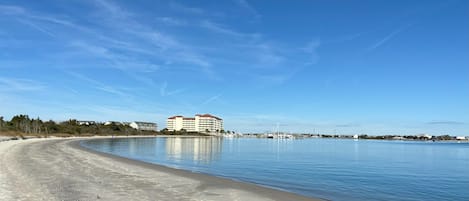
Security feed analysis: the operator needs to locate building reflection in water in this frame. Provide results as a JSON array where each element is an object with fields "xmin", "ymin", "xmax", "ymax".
[
  {"xmin": 94, "ymin": 137, "xmax": 223, "ymax": 165},
  {"xmin": 165, "ymin": 137, "xmax": 223, "ymax": 164}
]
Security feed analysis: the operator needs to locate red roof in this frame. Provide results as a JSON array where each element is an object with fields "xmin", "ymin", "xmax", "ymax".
[
  {"xmin": 195, "ymin": 114, "xmax": 222, "ymax": 120},
  {"xmin": 168, "ymin": 114, "xmax": 222, "ymax": 120}
]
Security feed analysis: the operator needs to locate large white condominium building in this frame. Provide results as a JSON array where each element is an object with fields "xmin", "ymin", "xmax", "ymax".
[{"xmin": 167, "ymin": 114, "xmax": 223, "ymax": 133}]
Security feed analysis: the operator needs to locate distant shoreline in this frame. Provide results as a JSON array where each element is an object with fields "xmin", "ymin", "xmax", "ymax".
[
  {"xmin": 1, "ymin": 133, "xmax": 467, "ymax": 143},
  {"xmin": 0, "ymin": 132, "xmax": 210, "ymax": 140}
]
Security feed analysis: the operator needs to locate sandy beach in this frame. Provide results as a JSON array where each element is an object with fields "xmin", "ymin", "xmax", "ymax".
[{"xmin": 0, "ymin": 137, "xmax": 322, "ymax": 201}]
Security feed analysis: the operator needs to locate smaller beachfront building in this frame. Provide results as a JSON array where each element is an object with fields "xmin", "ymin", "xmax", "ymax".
[{"xmin": 129, "ymin": 121, "xmax": 157, "ymax": 131}]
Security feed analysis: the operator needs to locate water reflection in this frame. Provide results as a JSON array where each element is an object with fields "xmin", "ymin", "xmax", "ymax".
[
  {"xmin": 82, "ymin": 137, "xmax": 469, "ymax": 201},
  {"xmin": 83, "ymin": 137, "xmax": 223, "ymax": 165},
  {"xmin": 121, "ymin": 137, "xmax": 223, "ymax": 164},
  {"xmin": 165, "ymin": 137, "xmax": 223, "ymax": 164}
]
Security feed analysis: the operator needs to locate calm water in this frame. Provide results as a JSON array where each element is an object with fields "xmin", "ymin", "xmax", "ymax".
[{"xmin": 81, "ymin": 137, "xmax": 469, "ymax": 201}]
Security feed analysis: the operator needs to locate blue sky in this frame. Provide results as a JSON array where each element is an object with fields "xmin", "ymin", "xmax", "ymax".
[{"xmin": 0, "ymin": 0, "xmax": 468, "ymax": 135}]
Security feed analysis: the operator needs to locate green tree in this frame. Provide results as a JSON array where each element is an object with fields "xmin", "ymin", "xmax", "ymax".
[
  {"xmin": 0, "ymin": 116, "xmax": 4, "ymax": 129},
  {"xmin": 110, "ymin": 124, "xmax": 121, "ymax": 131},
  {"xmin": 60, "ymin": 119, "xmax": 81, "ymax": 134},
  {"xmin": 437, "ymin": 135, "xmax": 452, "ymax": 140},
  {"xmin": 10, "ymin": 114, "xmax": 32, "ymax": 133},
  {"xmin": 31, "ymin": 117, "xmax": 43, "ymax": 134},
  {"xmin": 43, "ymin": 120, "xmax": 58, "ymax": 136}
]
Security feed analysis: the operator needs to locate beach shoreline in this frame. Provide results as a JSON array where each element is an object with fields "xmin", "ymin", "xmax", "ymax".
[{"xmin": 0, "ymin": 137, "xmax": 323, "ymax": 201}]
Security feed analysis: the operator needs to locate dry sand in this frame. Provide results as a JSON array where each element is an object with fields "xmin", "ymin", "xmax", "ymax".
[{"xmin": 0, "ymin": 137, "xmax": 323, "ymax": 201}]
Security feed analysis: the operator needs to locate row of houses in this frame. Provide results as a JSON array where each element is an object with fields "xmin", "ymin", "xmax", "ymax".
[
  {"xmin": 77, "ymin": 120, "xmax": 158, "ymax": 131},
  {"xmin": 77, "ymin": 113, "xmax": 224, "ymax": 134}
]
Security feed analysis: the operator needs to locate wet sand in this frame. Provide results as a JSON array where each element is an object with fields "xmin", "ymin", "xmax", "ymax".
[{"xmin": 0, "ymin": 137, "xmax": 323, "ymax": 201}]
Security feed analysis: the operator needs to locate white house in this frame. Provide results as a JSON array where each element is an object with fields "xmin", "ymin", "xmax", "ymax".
[
  {"xmin": 167, "ymin": 114, "xmax": 223, "ymax": 133},
  {"xmin": 129, "ymin": 121, "xmax": 157, "ymax": 131},
  {"xmin": 418, "ymin": 134, "xmax": 433, "ymax": 139},
  {"xmin": 77, "ymin": 120, "xmax": 96, "ymax": 126},
  {"xmin": 104, "ymin": 121, "xmax": 121, "ymax": 126}
]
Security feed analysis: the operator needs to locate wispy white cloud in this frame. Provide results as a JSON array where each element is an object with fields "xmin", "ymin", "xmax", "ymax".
[
  {"xmin": 302, "ymin": 39, "xmax": 321, "ymax": 65},
  {"xmin": 0, "ymin": 4, "xmax": 25, "ymax": 15},
  {"xmin": 159, "ymin": 82, "xmax": 168, "ymax": 96},
  {"xmin": 0, "ymin": 77, "xmax": 45, "ymax": 91},
  {"xmin": 326, "ymin": 32, "xmax": 364, "ymax": 44},
  {"xmin": 230, "ymin": 42, "xmax": 286, "ymax": 69},
  {"xmin": 200, "ymin": 20, "xmax": 260, "ymax": 39},
  {"xmin": 169, "ymin": 2, "xmax": 205, "ymax": 15},
  {"xmin": 1, "ymin": 1, "xmax": 304, "ymax": 85},
  {"xmin": 66, "ymin": 71, "xmax": 102, "ymax": 85},
  {"xmin": 2, "ymin": 1, "xmax": 321, "ymax": 107},
  {"xmin": 68, "ymin": 41, "xmax": 160, "ymax": 74},
  {"xmin": 144, "ymin": 31, "xmax": 182, "ymax": 51},
  {"xmin": 368, "ymin": 25, "xmax": 410, "ymax": 51},
  {"xmin": 156, "ymin": 17, "xmax": 186, "ymax": 26},
  {"xmin": 16, "ymin": 18, "xmax": 56, "ymax": 37},
  {"xmin": 95, "ymin": 85, "xmax": 129, "ymax": 97},
  {"xmin": 85, "ymin": 0, "xmax": 214, "ymax": 77},
  {"xmin": 160, "ymin": 81, "xmax": 185, "ymax": 97},
  {"xmin": 66, "ymin": 71, "xmax": 131, "ymax": 98},
  {"xmin": 233, "ymin": 0, "xmax": 261, "ymax": 20},
  {"xmin": 0, "ymin": 4, "xmax": 77, "ymax": 27},
  {"xmin": 255, "ymin": 43, "xmax": 285, "ymax": 67},
  {"xmin": 92, "ymin": 0, "xmax": 131, "ymax": 19},
  {"xmin": 202, "ymin": 94, "xmax": 221, "ymax": 105},
  {"xmin": 28, "ymin": 14, "xmax": 76, "ymax": 27},
  {"xmin": 70, "ymin": 41, "xmax": 112, "ymax": 59},
  {"xmin": 123, "ymin": 30, "xmax": 213, "ymax": 70}
]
